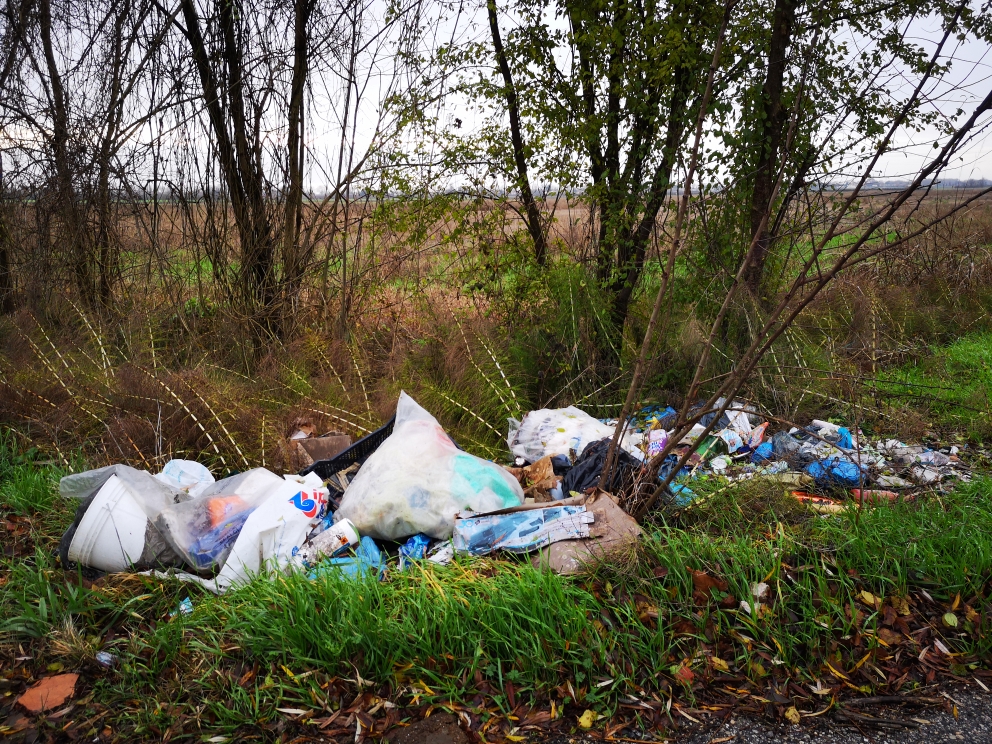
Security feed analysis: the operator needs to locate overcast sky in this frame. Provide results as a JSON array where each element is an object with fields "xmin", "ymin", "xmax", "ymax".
[
  {"xmin": 306, "ymin": 2, "xmax": 992, "ymax": 195},
  {"xmin": 872, "ymin": 24, "xmax": 992, "ymax": 181}
]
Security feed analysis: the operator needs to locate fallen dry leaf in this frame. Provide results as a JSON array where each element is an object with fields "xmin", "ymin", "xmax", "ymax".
[
  {"xmin": 578, "ymin": 709, "xmax": 598, "ymax": 729},
  {"xmin": 892, "ymin": 596, "xmax": 911, "ymax": 616},
  {"xmin": 751, "ymin": 582, "xmax": 771, "ymax": 602},
  {"xmin": 636, "ymin": 601, "xmax": 659, "ymax": 623},
  {"xmin": 878, "ymin": 628, "xmax": 903, "ymax": 646},
  {"xmin": 858, "ymin": 590, "xmax": 882, "ymax": 608},
  {"xmin": 784, "ymin": 706, "xmax": 801, "ymax": 724},
  {"xmin": 17, "ymin": 674, "xmax": 78, "ymax": 714},
  {"xmin": 673, "ymin": 663, "xmax": 696, "ymax": 686},
  {"xmin": 690, "ymin": 570, "xmax": 728, "ymax": 604}
]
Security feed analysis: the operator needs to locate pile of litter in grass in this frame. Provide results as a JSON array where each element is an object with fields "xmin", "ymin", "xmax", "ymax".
[{"xmin": 2, "ymin": 443, "xmax": 992, "ymax": 742}]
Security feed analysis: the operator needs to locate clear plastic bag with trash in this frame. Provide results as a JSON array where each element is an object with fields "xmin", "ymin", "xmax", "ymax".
[
  {"xmin": 150, "ymin": 470, "xmax": 330, "ymax": 592},
  {"xmin": 333, "ymin": 392, "xmax": 524, "ymax": 541},
  {"xmin": 507, "ymin": 406, "xmax": 643, "ymax": 463},
  {"xmin": 153, "ymin": 468, "xmax": 323, "ymax": 572}
]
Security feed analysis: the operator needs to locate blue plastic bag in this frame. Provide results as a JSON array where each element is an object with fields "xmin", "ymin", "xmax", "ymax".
[
  {"xmin": 805, "ymin": 456, "xmax": 864, "ymax": 488},
  {"xmin": 750, "ymin": 442, "xmax": 774, "ymax": 464},
  {"xmin": 308, "ymin": 536, "xmax": 385, "ymax": 581},
  {"xmin": 670, "ymin": 484, "xmax": 698, "ymax": 508}
]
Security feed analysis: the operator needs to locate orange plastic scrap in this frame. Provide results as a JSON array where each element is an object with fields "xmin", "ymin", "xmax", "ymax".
[
  {"xmin": 789, "ymin": 491, "xmax": 846, "ymax": 513},
  {"xmin": 850, "ymin": 488, "xmax": 899, "ymax": 505},
  {"xmin": 207, "ymin": 495, "xmax": 249, "ymax": 528}
]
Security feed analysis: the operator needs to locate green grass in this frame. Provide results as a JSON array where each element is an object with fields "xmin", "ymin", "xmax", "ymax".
[
  {"xmin": 818, "ymin": 477, "xmax": 992, "ymax": 596},
  {"xmin": 2, "ymin": 433, "xmax": 991, "ymax": 740},
  {"xmin": 873, "ymin": 331, "xmax": 992, "ymax": 438},
  {"xmin": 0, "ymin": 435, "xmax": 63, "ymax": 516}
]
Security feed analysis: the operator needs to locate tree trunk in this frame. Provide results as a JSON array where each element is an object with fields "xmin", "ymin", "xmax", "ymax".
[
  {"xmin": 39, "ymin": 0, "xmax": 93, "ymax": 301},
  {"xmin": 179, "ymin": 0, "xmax": 278, "ymax": 337},
  {"xmin": 95, "ymin": 0, "xmax": 129, "ymax": 310},
  {"xmin": 608, "ymin": 63, "xmax": 693, "ymax": 330},
  {"xmin": 487, "ymin": 0, "xmax": 547, "ymax": 265},
  {"xmin": 0, "ymin": 207, "xmax": 12, "ymax": 314},
  {"xmin": 743, "ymin": 0, "xmax": 797, "ymax": 296},
  {"xmin": 0, "ymin": 0, "xmax": 32, "ymax": 314},
  {"xmin": 282, "ymin": 0, "xmax": 310, "ymax": 330}
]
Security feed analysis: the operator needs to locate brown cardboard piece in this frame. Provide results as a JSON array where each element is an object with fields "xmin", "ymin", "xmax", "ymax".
[
  {"xmin": 281, "ymin": 432, "xmax": 352, "ymax": 472},
  {"xmin": 298, "ymin": 434, "xmax": 352, "ymax": 463},
  {"xmin": 531, "ymin": 492, "xmax": 641, "ymax": 574},
  {"xmin": 505, "ymin": 456, "xmax": 560, "ymax": 502}
]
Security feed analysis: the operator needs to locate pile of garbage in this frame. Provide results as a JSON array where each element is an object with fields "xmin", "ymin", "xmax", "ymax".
[
  {"xmin": 616, "ymin": 400, "xmax": 969, "ymax": 510},
  {"xmin": 58, "ymin": 392, "xmax": 967, "ymax": 592}
]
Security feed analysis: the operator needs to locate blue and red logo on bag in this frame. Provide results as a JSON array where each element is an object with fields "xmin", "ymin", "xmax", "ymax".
[{"xmin": 289, "ymin": 489, "xmax": 324, "ymax": 518}]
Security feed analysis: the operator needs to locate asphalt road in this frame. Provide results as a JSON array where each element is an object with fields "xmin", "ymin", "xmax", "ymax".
[
  {"xmin": 532, "ymin": 686, "xmax": 992, "ymax": 744},
  {"xmin": 672, "ymin": 687, "xmax": 992, "ymax": 744},
  {"xmin": 321, "ymin": 684, "xmax": 992, "ymax": 744}
]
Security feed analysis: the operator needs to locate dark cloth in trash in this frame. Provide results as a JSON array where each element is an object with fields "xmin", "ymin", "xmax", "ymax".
[
  {"xmin": 550, "ymin": 454, "xmax": 572, "ymax": 476},
  {"xmin": 562, "ymin": 438, "xmax": 643, "ymax": 496},
  {"xmin": 772, "ymin": 431, "xmax": 801, "ymax": 458},
  {"xmin": 656, "ymin": 454, "xmax": 681, "ymax": 484},
  {"xmin": 688, "ymin": 401, "xmax": 731, "ymax": 431}
]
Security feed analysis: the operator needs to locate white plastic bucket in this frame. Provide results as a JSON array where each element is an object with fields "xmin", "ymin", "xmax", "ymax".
[{"xmin": 68, "ymin": 475, "xmax": 148, "ymax": 571}]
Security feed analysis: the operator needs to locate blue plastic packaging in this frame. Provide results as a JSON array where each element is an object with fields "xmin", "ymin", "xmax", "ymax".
[
  {"xmin": 398, "ymin": 533, "xmax": 432, "ymax": 569},
  {"xmin": 670, "ymin": 484, "xmax": 698, "ymax": 507}
]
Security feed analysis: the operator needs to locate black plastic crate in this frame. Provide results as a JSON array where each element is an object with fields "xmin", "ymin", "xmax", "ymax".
[{"xmin": 300, "ymin": 415, "xmax": 396, "ymax": 481}]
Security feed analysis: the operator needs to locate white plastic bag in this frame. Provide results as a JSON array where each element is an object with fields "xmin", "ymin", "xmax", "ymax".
[
  {"xmin": 334, "ymin": 392, "xmax": 524, "ymax": 540},
  {"xmin": 508, "ymin": 406, "xmax": 641, "ymax": 463},
  {"xmin": 155, "ymin": 459, "xmax": 215, "ymax": 498},
  {"xmin": 61, "ymin": 464, "xmax": 182, "ymax": 511},
  {"xmin": 207, "ymin": 471, "xmax": 328, "ymax": 590},
  {"xmin": 151, "ymin": 471, "xmax": 329, "ymax": 593}
]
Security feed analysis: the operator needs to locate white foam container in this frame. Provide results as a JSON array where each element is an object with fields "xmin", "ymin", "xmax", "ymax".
[{"xmin": 68, "ymin": 475, "xmax": 148, "ymax": 571}]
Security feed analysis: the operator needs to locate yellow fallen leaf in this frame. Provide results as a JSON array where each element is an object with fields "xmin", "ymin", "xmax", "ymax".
[
  {"xmin": 785, "ymin": 706, "xmax": 801, "ymax": 724},
  {"xmin": 711, "ymin": 657, "xmax": 730, "ymax": 672},
  {"xmin": 578, "ymin": 710, "xmax": 598, "ymax": 729},
  {"xmin": 506, "ymin": 737, "xmax": 525, "ymax": 742},
  {"xmin": 858, "ymin": 590, "xmax": 881, "ymax": 607},
  {"xmin": 893, "ymin": 596, "xmax": 911, "ymax": 615}
]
